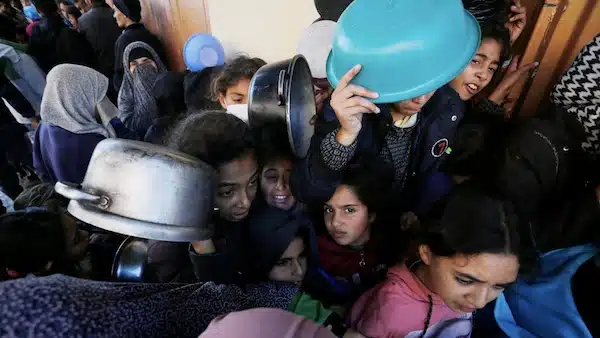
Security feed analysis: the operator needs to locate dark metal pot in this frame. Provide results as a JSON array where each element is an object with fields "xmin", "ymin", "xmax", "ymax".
[
  {"xmin": 112, "ymin": 236, "xmax": 149, "ymax": 282},
  {"xmin": 248, "ymin": 55, "xmax": 316, "ymax": 159}
]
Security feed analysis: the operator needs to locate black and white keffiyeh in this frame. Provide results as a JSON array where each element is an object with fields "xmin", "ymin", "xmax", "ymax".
[{"xmin": 551, "ymin": 34, "xmax": 600, "ymax": 156}]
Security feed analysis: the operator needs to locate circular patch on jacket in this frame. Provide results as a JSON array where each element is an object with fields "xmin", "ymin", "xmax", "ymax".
[{"xmin": 432, "ymin": 138, "xmax": 449, "ymax": 158}]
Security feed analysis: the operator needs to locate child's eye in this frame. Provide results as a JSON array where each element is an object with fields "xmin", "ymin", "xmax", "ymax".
[
  {"xmin": 324, "ymin": 206, "xmax": 333, "ymax": 214},
  {"xmin": 471, "ymin": 59, "xmax": 480, "ymax": 65},
  {"xmin": 456, "ymin": 277, "xmax": 473, "ymax": 285},
  {"xmin": 275, "ymin": 259, "xmax": 291, "ymax": 267},
  {"xmin": 344, "ymin": 207, "xmax": 355, "ymax": 213},
  {"xmin": 219, "ymin": 189, "xmax": 234, "ymax": 198},
  {"xmin": 489, "ymin": 67, "xmax": 497, "ymax": 73}
]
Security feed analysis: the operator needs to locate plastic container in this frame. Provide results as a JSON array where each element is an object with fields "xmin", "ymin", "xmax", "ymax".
[
  {"xmin": 183, "ymin": 33, "xmax": 226, "ymax": 72},
  {"xmin": 326, "ymin": 0, "xmax": 481, "ymax": 103}
]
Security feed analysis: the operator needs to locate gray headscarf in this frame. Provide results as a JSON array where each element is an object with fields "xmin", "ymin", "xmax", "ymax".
[
  {"xmin": 40, "ymin": 64, "xmax": 116, "ymax": 138},
  {"xmin": 118, "ymin": 41, "xmax": 167, "ymax": 136}
]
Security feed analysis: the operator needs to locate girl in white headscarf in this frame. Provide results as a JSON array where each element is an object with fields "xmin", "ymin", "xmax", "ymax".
[{"xmin": 33, "ymin": 64, "xmax": 128, "ymax": 184}]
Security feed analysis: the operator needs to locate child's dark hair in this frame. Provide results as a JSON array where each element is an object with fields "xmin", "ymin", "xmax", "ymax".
[
  {"xmin": 338, "ymin": 168, "xmax": 390, "ymax": 215},
  {"xmin": 415, "ymin": 185, "xmax": 534, "ymax": 273},
  {"xmin": 0, "ymin": 210, "xmax": 67, "ymax": 278},
  {"xmin": 211, "ymin": 56, "xmax": 266, "ymax": 99},
  {"xmin": 67, "ymin": 5, "xmax": 81, "ymax": 19},
  {"xmin": 34, "ymin": 0, "xmax": 59, "ymax": 17},
  {"xmin": 254, "ymin": 121, "xmax": 294, "ymax": 167},
  {"xmin": 13, "ymin": 183, "xmax": 69, "ymax": 212},
  {"xmin": 481, "ymin": 22, "xmax": 512, "ymax": 67},
  {"xmin": 167, "ymin": 111, "xmax": 256, "ymax": 168}
]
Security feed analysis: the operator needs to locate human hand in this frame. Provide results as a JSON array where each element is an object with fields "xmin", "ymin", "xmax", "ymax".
[
  {"xmin": 330, "ymin": 65, "xmax": 380, "ymax": 146},
  {"xmin": 489, "ymin": 55, "xmax": 538, "ymax": 106},
  {"xmin": 191, "ymin": 239, "xmax": 216, "ymax": 255},
  {"xmin": 506, "ymin": 0, "xmax": 527, "ymax": 44}
]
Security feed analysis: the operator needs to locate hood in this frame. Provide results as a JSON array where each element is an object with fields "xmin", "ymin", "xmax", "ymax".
[
  {"xmin": 184, "ymin": 66, "xmax": 222, "ymax": 111},
  {"xmin": 245, "ymin": 204, "xmax": 318, "ymax": 281},
  {"xmin": 386, "ymin": 264, "xmax": 446, "ymax": 306}
]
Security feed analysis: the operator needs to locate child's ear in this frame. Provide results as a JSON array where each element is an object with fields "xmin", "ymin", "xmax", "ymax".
[
  {"xmin": 418, "ymin": 244, "xmax": 433, "ymax": 266},
  {"xmin": 368, "ymin": 212, "xmax": 376, "ymax": 224},
  {"xmin": 218, "ymin": 94, "xmax": 227, "ymax": 109}
]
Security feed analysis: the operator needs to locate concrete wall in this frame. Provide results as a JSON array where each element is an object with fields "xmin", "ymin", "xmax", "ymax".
[{"xmin": 206, "ymin": 0, "xmax": 319, "ymax": 62}]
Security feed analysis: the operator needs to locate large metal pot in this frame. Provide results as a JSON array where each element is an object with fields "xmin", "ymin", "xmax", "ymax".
[
  {"xmin": 55, "ymin": 139, "xmax": 217, "ymax": 242},
  {"xmin": 248, "ymin": 54, "xmax": 316, "ymax": 159}
]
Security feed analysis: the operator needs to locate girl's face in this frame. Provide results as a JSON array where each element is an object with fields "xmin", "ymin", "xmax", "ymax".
[
  {"xmin": 260, "ymin": 158, "xmax": 296, "ymax": 211},
  {"xmin": 59, "ymin": 3, "xmax": 69, "ymax": 17},
  {"xmin": 268, "ymin": 237, "xmax": 307, "ymax": 286},
  {"xmin": 67, "ymin": 14, "xmax": 78, "ymax": 29},
  {"xmin": 391, "ymin": 91, "xmax": 436, "ymax": 116},
  {"xmin": 324, "ymin": 185, "xmax": 373, "ymax": 247},
  {"xmin": 129, "ymin": 57, "xmax": 157, "ymax": 73},
  {"xmin": 215, "ymin": 152, "xmax": 259, "ymax": 222},
  {"xmin": 449, "ymin": 38, "xmax": 503, "ymax": 101},
  {"xmin": 219, "ymin": 78, "xmax": 251, "ymax": 108},
  {"xmin": 418, "ymin": 247, "xmax": 519, "ymax": 314}
]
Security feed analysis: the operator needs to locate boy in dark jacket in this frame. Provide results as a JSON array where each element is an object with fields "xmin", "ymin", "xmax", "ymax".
[{"xmin": 110, "ymin": 0, "xmax": 167, "ymax": 92}]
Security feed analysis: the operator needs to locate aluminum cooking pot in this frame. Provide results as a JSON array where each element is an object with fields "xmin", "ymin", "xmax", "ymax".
[
  {"xmin": 248, "ymin": 55, "xmax": 316, "ymax": 159},
  {"xmin": 55, "ymin": 139, "xmax": 217, "ymax": 242}
]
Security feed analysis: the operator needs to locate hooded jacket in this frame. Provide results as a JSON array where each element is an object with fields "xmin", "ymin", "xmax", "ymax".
[
  {"xmin": 291, "ymin": 85, "xmax": 465, "ymax": 215},
  {"xmin": 33, "ymin": 65, "xmax": 117, "ymax": 184},
  {"xmin": 349, "ymin": 264, "xmax": 471, "ymax": 338},
  {"xmin": 495, "ymin": 245, "xmax": 597, "ymax": 338},
  {"xmin": 245, "ymin": 203, "xmax": 319, "ymax": 283},
  {"xmin": 317, "ymin": 234, "xmax": 388, "ymax": 304}
]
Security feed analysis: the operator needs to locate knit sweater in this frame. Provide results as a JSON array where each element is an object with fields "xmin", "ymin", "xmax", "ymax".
[{"xmin": 320, "ymin": 115, "xmax": 417, "ymax": 191}]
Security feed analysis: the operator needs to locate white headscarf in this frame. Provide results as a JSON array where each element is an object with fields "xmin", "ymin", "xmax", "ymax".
[
  {"xmin": 296, "ymin": 20, "xmax": 337, "ymax": 79},
  {"xmin": 40, "ymin": 64, "xmax": 116, "ymax": 138}
]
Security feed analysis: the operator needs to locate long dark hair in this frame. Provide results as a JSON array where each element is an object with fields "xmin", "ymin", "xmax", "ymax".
[
  {"xmin": 167, "ymin": 111, "xmax": 256, "ymax": 168},
  {"xmin": 413, "ymin": 184, "xmax": 535, "ymax": 273}
]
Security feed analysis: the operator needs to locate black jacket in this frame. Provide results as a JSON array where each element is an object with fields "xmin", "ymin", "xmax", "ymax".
[
  {"xmin": 113, "ymin": 23, "xmax": 166, "ymax": 92},
  {"xmin": 28, "ymin": 16, "xmax": 96, "ymax": 74},
  {"xmin": 78, "ymin": 6, "xmax": 122, "ymax": 76},
  {"xmin": 291, "ymin": 85, "xmax": 466, "ymax": 214}
]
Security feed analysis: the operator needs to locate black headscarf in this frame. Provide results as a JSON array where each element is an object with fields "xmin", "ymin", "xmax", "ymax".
[
  {"xmin": 245, "ymin": 205, "xmax": 319, "ymax": 284},
  {"xmin": 112, "ymin": 0, "xmax": 141, "ymax": 22}
]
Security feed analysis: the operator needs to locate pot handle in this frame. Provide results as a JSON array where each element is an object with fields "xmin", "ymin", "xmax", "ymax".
[
  {"xmin": 55, "ymin": 181, "xmax": 111, "ymax": 209},
  {"xmin": 277, "ymin": 69, "xmax": 287, "ymax": 106}
]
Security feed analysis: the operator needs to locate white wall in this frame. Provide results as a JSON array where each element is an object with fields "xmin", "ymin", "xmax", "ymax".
[{"xmin": 206, "ymin": 0, "xmax": 319, "ymax": 62}]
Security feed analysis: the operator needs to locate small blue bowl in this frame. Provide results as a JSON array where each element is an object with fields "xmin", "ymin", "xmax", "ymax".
[
  {"xmin": 326, "ymin": 0, "xmax": 481, "ymax": 103},
  {"xmin": 183, "ymin": 33, "xmax": 226, "ymax": 72}
]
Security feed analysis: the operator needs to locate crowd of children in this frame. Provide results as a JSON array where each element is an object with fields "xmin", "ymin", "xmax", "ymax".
[{"xmin": 0, "ymin": 0, "xmax": 599, "ymax": 337}]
